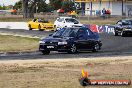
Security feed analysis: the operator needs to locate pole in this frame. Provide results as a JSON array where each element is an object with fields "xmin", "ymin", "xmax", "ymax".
[
  {"xmin": 90, "ymin": 1, "xmax": 92, "ymax": 16},
  {"xmin": 36, "ymin": 3, "xmax": 38, "ymax": 14},
  {"xmin": 122, "ymin": 0, "xmax": 124, "ymax": 16}
]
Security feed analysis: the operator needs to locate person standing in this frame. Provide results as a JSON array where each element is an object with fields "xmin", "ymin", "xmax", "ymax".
[{"xmin": 102, "ymin": 8, "xmax": 106, "ymax": 19}]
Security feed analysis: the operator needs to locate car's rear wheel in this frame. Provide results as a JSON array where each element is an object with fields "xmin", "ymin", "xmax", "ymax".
[
  {"xmin": 41, "ymin": 50, "xmax": 50, "ymax": 55},
  {"xmin": 38, "ymin": 25, "xmax": 43, "ymax": 31},
  {"xmin": 28, "ymin": 24, "xmax": 32, "ymax": 30},
  {"xmin": 121, "ymin": 31, "xmax": 125, "ymax": 37},
  {"xmin": 114, "ymin": 31, "xmax": 118, "ymax": 36},
  {"xmin": 114, "ymin": 28, "xmax": 119, "ymax": 36},
  {"xmin": 92, "ymin": 43, "xmax": 100, "ymax": 52},
  {"xmin": 68, "ymin": 44, "xmax": 77, "ymax": 54}
]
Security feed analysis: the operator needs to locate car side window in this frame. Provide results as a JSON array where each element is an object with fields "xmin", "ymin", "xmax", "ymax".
[
  {"xmin": 77, "ymin": 29, "xmax": 87, "ymax": 40},
  {"xmin": 33, "ymin": 19, "xmax": 37, "ymax": 22},
  {"xmin": 57, "ymin": 18, "xmax": 64, "ymax": 22},
  {"xmin": 86, "ymin": 28, "xmax": 96, "ymax": 39},
  {"xmin": 122, "ymin": 20, "xmax": 130, "ymax": 25},
  {"xmin": 57, "ymin": 18, "xmax": 60, "ymax": 21}
]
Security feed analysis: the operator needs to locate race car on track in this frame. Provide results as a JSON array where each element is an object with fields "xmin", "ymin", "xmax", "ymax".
[
  {"xmin": 114, "ymin": 19, "xmax": 132, "ymax": 36},
  {"xmin": 28, "ymin": 19, "xmax": 55, "ymax": 31},
  {"xmin": 54, "ymin": 17, "xmax": 83, "ymax": 29},
  {"xmin": 39, "ymin": 26, "xmax": 102, "ymax": 55}
]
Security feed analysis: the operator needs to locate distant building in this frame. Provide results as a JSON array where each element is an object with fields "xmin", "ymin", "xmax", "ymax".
[{"xmin": 75, "ymin": 0, "xmax": 132, "ymax": 16}]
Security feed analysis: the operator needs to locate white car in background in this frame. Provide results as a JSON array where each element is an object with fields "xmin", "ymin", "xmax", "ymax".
[{"xmin": 54, "ymin": 17, "xmax": 83, "ymax": 29}]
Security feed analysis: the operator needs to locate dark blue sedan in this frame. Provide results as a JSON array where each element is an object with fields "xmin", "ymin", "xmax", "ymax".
[{"xmin": 39, "ymin": 27, "xmax": 102, "ymax": 54}]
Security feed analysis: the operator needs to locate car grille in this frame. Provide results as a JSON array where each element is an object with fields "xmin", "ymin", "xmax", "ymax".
[{"xmin": 45, "ymin": 42, "xmax": 58, "ymax": 45}]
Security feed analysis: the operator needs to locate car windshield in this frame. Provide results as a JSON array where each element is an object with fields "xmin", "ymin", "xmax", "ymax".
[
  {"xmin": 65, "ymin": 18, "xmax": 79, "ymax": 24},
  {"xmin": 38, "ymin": 19, "xmax": 49, "ymax": 23},
  {"xmin": 52, "ymin": 28, "xmax": 79, "ymax": 37},
  {"xmin": 52, "ymin": 27, "xmax": 95, "ymax": 38},
  {"xmin": 122, "ymin": 20, "xmax": 132, "ymax": 25}
]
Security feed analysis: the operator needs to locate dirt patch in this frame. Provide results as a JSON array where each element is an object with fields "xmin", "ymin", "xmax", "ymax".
[{"xmin": 0, "ymin": 56, "xmax": 132, "ymax": 88}]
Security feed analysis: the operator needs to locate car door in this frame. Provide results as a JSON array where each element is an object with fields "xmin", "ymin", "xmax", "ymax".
[
  {"xmin": 31, "ymin": 19, "xmax": 37, "ymax": 28},
  {"xmin": 34, "ymin": 19, "xmax": 40, "ymax": 29},
  {"xmin": 75, "ymin": 28, "xmax": 90, "ymax": 50},
  {"xmin": 76, "ymin": 28, "xmax": 96, "ymax": 50}
]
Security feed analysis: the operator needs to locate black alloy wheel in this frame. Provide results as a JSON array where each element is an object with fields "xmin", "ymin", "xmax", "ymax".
[
  {"xmin": 121, "ymin": 31, "xmax": 125, "ymax": 37},
  {"xmin": 92, "ymin": 43, "xmax": 100, "ymax": 52},
  {"xmin": 68, "ymin": 44, "xmax": 77, "ymax": 54}
]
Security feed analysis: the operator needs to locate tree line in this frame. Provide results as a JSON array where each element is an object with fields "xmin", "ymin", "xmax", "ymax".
[{"xmin": 13, "ymin": 0, "xmax": 75, "ymax": 18}]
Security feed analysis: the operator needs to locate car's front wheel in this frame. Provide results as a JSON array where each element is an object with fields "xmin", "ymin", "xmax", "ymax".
[
  {"xmin": 121, "ymin": 31, "xmax": 126, "ymax": 37},
  {"xmin": 92, "ymin": 43, "xmax": 100, "ymax": 52},
  {"xmin": 114, "ymin": 31, "xmax": 118, "ymax": 36},
  {"xmin": 28, "ymin": 24, "xmax": 32, "ymax": 30},
  {"xmin": 41, "ymin": 50, "xmax": 50, "ymax": 55},
  {"xmin": 38, "ymin": 25, "xmax": 44, "ymax": 31},
  {"xmin": 68, "ymin": 44, "xmax": 77, "ymax": 54}
]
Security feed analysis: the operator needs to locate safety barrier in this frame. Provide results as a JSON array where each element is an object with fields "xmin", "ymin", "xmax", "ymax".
[
  {"xmin": 0, "ymin": 22, "xmax": 115, "ymax": 34},
  {"xmin": 0, "ymin": 22, "xmax": 28, "ymax": 30},
  {"xmin": 84, "ymin": 24, "xmax": 115, "ymax": 34}
]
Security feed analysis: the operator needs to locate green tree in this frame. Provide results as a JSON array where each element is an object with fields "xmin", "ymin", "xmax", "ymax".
[
  {"xmin": 49, "ymin": 0, "xmax": 63, "ymax": 10},
  {"xmin": 13, "ymin": 1, "xmax": 22, "ymax": 10},
  {"xmin": 22, "ymin": 0, "xmax": 48, "ymax": 18},
  {"xmin": 49, "ymin": 0, "xmax": 75, "ymax": 12},
  {"xmin": 0, "ymin": 5, "xmax": 7, "ymax": 10},
  {"xmin": 62, "ymin": 0, "xmax": 75, "ymax": 12},
  {"xmin": 0, "ymin": 5, "xmax": 2, "ymax": 10},
  {"xmin": 37, "ymin": 0, "xmax": 48, "ymax": 12}
]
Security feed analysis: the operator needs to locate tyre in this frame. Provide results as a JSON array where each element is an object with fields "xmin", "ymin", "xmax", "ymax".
[
  {"xmin": 114, "ymin": 28, "xmax": 118, "ymax": 36},
  {"xmin": 38, "ymin": 25, "xmax": 43, "ymax": 31},
  {"xmin": 28, "ymin": 24, "xmax": 32, "ymax": 30},
  {"xmin": 114, "ymin": 31, "xmax": 118, "ymax": 36},
  {"xmin": 92, "ymin": 43, "xmax": 100, "ymax": 52},
  {"xmin": 41, "ymin": 50, "xmax": 50, "ymax": 55},
  {"xmin": 68, "ymin": 44, "xmax": 77, "ymax": 54},
  {"xmin": 79, "ymin": 78, "xmax": 91, "ymax": 86},
  {"xmin": 121, "ymin": 31, "xmax": 125, "ymax": 37}
]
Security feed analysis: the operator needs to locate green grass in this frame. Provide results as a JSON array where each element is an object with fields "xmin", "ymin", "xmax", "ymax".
[
  {"xmin": 0, "ymin": 57, "xmax": 131, "ymax": 88},
  {"xmin": 0, "ymin": 16, "xmax": 125, "ymax": 25},
  {"xmin": 0, "ymin": 35, "xmax": 40, "ymax": 52}
]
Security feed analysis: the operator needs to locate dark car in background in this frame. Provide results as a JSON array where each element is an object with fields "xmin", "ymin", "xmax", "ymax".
[
  {"xmin": 39, "ymin": 27, "xmax": 102, "ymax": 55},
  {"xmin": 114, "ymin": 19, "xmax": 132, "ymax": 36}
]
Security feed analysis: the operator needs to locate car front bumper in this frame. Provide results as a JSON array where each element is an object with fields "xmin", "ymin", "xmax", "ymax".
[{"xmin": 39, "ymin": 44, "xmax": 70, "ymax": 52}]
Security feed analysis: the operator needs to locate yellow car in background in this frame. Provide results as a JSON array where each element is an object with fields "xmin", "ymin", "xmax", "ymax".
[{"xmin": 28, "ymin": 19, "xmax": 55, "ymax": 31}]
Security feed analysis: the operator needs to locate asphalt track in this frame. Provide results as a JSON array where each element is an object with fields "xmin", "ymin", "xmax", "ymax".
[{"xmin": 0, "ymin": 28, "xmax": 132, "ymax": 60}]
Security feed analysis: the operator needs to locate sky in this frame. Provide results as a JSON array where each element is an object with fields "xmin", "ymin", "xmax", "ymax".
[{"xmin": 0, "ymin": 0, "xmax": 49, "ymax": 6}]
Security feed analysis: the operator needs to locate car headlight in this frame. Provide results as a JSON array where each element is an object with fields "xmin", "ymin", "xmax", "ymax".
[
  {"xmin": 39, "ymin": 41, "xmax": 45, "ymax": 44},
  {"xmin": 58, "ymin": 41, "xmax": 67, "ymax": 45}
]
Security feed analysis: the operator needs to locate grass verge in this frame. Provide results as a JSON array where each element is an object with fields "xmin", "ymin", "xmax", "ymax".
[
  {"xmin": 0, "ymin": 16, "xmax": 125, "ymax": 25},
  {"xmin": 0, "ymin": 35, "xmax": 39, "ymax": 52},
  {"xmin": 0, "ymin": 56, "xmax": 131, "ymax": 88}
]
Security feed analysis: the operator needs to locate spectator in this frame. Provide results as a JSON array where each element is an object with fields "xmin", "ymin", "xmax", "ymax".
[
  {"xmin": 106, "ymin": 9, "xmax": 111, "ymax": 18},
  {"xmin": 96, "ymin": 10, "xmax": 101, "ymax": 16},
  {"xmin": 102, "ymin": 8, "xmax": 106, "ymax": 19}
]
